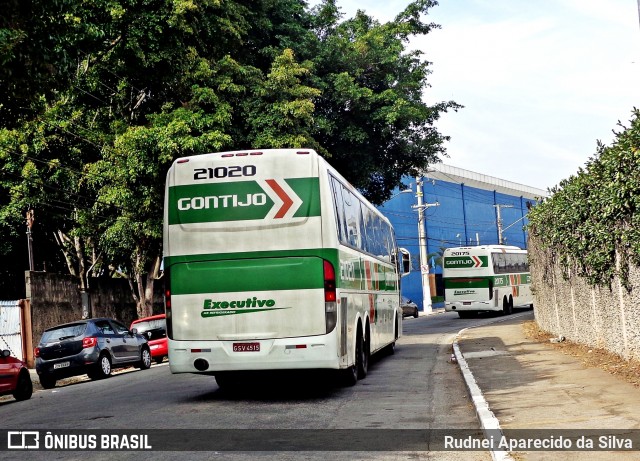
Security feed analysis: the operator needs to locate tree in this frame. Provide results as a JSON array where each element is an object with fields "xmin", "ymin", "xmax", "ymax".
[
  {"xmin": 304, "ymin": 0, "xmax": 461, "ymax": 204},
  {"xmin": 246, "ymin": 48, "xmax": 322, "ymax": 149},
  {"xmin": 0, "ymin": 0, "xmax": 459, "ymax": 317}
]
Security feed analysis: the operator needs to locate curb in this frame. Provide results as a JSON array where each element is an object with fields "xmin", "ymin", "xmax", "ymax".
[{"xmin": 452, "ymin": 313, "xmax": 530, "ymax": 461}]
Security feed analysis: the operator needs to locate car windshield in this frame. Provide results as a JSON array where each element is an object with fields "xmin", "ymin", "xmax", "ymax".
[{"xmin": 41, "ymin": 323, "xmax": 87, "ymax": 343}]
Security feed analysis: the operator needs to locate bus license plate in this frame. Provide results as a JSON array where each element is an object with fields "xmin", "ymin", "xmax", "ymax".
[
  {"xmin": 53, "ymin": 361, "xmax": 70, "ymax": 369},
  {"xmin": 233, "ymin": 342, "xmax": 260, "ymax": 352}
]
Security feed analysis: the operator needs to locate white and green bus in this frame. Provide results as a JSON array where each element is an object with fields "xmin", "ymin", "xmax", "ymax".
[
  {"xmin": 163, "ymin": 149, "xmax": 410, "ymax": 387},
  {"xmin": 443, "ymin": 245, "xmax": 533, "ymax": 318}
]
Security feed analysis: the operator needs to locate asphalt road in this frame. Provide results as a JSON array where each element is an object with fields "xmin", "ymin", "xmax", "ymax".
[{"xmin": 1, "ymin": 312, "xmax": 494, "ymax": 461}]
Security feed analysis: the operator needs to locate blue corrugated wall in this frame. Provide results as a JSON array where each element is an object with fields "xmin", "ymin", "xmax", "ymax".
[{"xmin": 378, "ymin": 176, "xmax": 534, "ymax": 311}]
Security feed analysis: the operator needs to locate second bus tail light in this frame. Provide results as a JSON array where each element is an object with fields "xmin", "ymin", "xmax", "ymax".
[{"xmin": 324, "ymin": 260, "xmax": 337, "ymax": 334}]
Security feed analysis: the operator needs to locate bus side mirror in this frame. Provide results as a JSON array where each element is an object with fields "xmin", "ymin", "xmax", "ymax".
[{"xmin": 399, "ymin": 248, "xmax": 411, "ymax": 277}]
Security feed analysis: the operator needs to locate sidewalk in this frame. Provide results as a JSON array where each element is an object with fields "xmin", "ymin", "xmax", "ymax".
[{"xmin": 455, "ymin": 310, "xmax": 640, "ymax": 461}]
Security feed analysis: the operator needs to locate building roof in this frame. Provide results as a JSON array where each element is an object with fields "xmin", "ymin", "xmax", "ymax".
[{"xmin": 425, "ymin": 164, "xmax": 548, "ymax": 200}]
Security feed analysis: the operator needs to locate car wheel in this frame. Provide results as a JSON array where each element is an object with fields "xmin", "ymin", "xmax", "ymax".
[
  {"xmin": 413, "ymin": 307, "xmax": 419, "ymax": 318},
  {"xmin": 154, "ymin": 356, "xmax": 165, "ymax": 365},
  {"xmin": 90, "ymin": 353, "xmax": 112, "ymax": 380},
  {"xmin": 12, "ymin": 370, "xmax": 33, "ymax": 401},
  {"xmin": 39, "ymin": 374, "xmax": 56, "ymax": 389},
  {"xmin": 138, "ymin": 347, "xmax": 152, "ymax": 370}
]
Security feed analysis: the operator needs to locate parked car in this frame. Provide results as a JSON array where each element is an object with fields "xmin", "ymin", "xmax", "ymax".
[
  {"xmin": 130, "ymin": 314, "xmax": 167, "ymax": 364},
  {"xmin": 0, "ymin": 349, "xmax": 32, "ymax": 401},
  {"xmin": 35, "ymin": 318, "xmax": 152, "ymax": 389},
  {"xmin": 401, "ymin": 297, "xmax": 419, "ymax": 318}
]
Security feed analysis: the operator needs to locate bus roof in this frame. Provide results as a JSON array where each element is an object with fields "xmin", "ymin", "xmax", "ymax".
[{"xmin": 443, "ymin": 245, "xmax": 524, "ymax": 253}]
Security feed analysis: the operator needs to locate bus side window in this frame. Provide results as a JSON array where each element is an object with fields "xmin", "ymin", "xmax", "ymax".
[
  {"xmin": 329, "ymin": 176, "xmax": 347, "ymax": 244},
  {"xmin": 508, "ymin": 254, "xmax": 518, "ymax": 273},
  {"xmin": 343, "ymin": 187, "xmax": 361, "ymax": 249},
  {"xmin": 493, "ymin": 253, "xmax": 506, "ymax": 274}
]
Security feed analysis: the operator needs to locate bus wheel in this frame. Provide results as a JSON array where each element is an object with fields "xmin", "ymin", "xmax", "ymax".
[
  {"xmin": 339, "ymin": 363, "xmax": 358, "ymax": 387},
  {"xmin": 388, "ymin": 317, "xmax": 399, "ymax": 355},
  {"xmin": 357, "ymin": 326, "xmax": 369, "ymax": 380},
  {"xmin": 502, "ymin": 296, "xmax": 510, "ymax": 315}
]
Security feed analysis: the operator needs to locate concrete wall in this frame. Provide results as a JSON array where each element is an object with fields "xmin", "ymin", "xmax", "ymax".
[
  {"xmin": 25, "ymin": 271, "xmax": 164, "ymax": 346},
  {"xmin": 529, "ymin": 237, "xmax": 640, "ymax": 360}
]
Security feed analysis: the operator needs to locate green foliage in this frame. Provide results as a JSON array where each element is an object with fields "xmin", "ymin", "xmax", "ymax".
[
  {"xmin": 528, "ymin": 109, "xmax": 640, "ymax": 288},
  {"xmin": 0, "ymin": 0, "xmax": 457, "ymax": 305},
  {"xmin": 304, "ymin": 0, "xmax": 461, "ymax": 204}
]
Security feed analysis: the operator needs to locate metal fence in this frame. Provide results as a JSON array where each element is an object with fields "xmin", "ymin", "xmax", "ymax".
[{"xmin": 0, "ymin": 300, "xmax": 22, "ymax": 359}]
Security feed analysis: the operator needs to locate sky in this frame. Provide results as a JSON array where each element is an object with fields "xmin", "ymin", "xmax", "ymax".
[{"xmin": 319, "ymin": 0, "xmax": 640, "ymax": 192}]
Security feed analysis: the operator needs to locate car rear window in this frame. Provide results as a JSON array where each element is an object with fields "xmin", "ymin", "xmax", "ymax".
[
  {"xmin": 40, "ymin": 323, "xmax": 87, "ymax": 343},
  {"xmin": 133, "ymin": 319, "xmax": 166, "ymax": 334}
]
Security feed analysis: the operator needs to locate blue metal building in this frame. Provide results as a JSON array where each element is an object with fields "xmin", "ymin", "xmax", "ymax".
[{"xmin": 378, "ymin": 164, "xmax": 547, "ymax": 311}]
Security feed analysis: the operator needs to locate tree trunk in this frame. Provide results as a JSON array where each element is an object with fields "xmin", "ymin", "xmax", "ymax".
[{"xmin": 134, "ymin": 254, "xmax": 161, "ymax": 319}]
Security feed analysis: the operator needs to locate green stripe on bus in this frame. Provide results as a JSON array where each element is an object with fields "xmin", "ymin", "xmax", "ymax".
[
  {"xmin": 170, "ymin": 257, "xmax": 324, "ymax": 295},
  {"xmin": 443, "ymin": 274, "xmax": 532, "ymax": 289},
  {"xmin": 444, "ymin": 278, "xmax": 490, "ymax": 289},
  {"xmin": 165, "ymin": 248, "xmax": 398, "ymax": 292},
  {"xmin": 164, "ymin": 249, "xmax": 338, "ymax": 267}
]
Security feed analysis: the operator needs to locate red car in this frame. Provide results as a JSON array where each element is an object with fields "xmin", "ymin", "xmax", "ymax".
[
  {"xmin": 130, "ymin": 314, "xmax": 168, "ymax": 364},
  {"xmin": 0, "ymin": 349, "xmax": 32, "ymax": 401}
]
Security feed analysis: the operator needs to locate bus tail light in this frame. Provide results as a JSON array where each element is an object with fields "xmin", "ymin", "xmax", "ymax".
[
  {"xmin": 324, "ymin": 260, "xmax": 337, "ymax": 333},
  {"xmin": 164, "ymin": 267, "xmax": 173, "ymax": 339}
]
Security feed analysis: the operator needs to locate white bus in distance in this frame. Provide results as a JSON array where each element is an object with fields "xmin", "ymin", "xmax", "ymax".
[
  {"xmin": 443, "ymin": 245, "xmax": 533, "ymax": 318},
  {"xmin": 163, "ymin": 148, "xmax": 411, "ymax": 388}
]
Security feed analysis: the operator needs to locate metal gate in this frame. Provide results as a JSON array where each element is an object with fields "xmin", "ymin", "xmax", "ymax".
[{"xmin": 0, "ymin": 300, "xmax": 22, "ymax": 359}]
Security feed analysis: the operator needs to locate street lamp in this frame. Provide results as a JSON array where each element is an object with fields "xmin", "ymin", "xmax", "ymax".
[{"xmin": 390, "ymin": 187, "xmax": 413, "ymax": 199}]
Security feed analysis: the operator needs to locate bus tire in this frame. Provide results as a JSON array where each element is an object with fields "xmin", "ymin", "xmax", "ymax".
[
  {"xmin": 356, "ymin": 324, "xmax": 369, "ymax": 380},
  {"xmin": 388, "ymin": 316, "xmax": 399, "ymax": 355},
  {"xmin": 502, "ymin": 296, "xmax": 510, "ymax": 316},
  {"xmin": 339, "ymin": 364, "xmax": 358, "ymax": 387}
]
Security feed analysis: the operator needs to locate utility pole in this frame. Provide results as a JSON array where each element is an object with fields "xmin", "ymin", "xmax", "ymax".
[
  {"xmin": 494, "ymin": 204, "xmax": 513, "ymax": 245},
  {"xmin": 26, "ymin": 209, "xmax": 35, "ymax": 271},
  {"xmin": 413, "ymin": 177, "xmax": 439, "ymax": 315}
]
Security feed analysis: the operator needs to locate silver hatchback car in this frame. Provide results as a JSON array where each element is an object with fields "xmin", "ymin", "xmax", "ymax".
[{"xmin": 35, "ymin": 318, "xmax": 151, "ymax": 389}]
